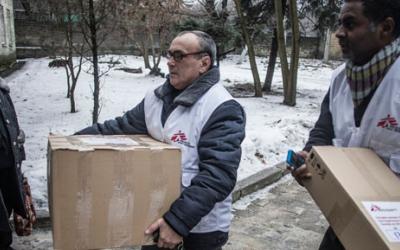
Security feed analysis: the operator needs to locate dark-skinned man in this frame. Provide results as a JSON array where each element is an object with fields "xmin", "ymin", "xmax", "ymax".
[{"xmin": 290, "ymin": 0, "xmax": 400, "ymax": 249}]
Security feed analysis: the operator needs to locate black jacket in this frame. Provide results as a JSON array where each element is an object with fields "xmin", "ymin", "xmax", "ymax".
[
  {"xmin": 77, "ymin": 67, "xmax": 246, "ymax": 237},
  {"xmin": 0, "ymin": 79, "xmax": 27, "ymax": 232}
]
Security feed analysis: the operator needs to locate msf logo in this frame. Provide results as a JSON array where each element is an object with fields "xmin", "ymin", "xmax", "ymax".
[
  {"xmin": 370, "ymin": 205, "xmax": 381, "ymax": 212},
  {"xmin": 377, "ymin": 114, "xmax": 400, "ymax": 133},
  {"xmin": 370, "ymin": 204, "xmax": 396, "ymax": 212},
  {"xmin": 171, "ymin": 130, "xmax": 194, "ymax": 148},
  {"xmin": 171, "ymin": 131, "xmax": 187, "ymax": 142}
]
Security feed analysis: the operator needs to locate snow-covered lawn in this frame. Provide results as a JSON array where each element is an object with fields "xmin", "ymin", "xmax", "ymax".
[{"xmin": 5, "ymin": 55, "xmax": 338, "ymax": 210}]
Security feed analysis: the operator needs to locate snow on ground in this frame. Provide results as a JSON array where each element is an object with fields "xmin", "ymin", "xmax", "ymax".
[{"xmin": 5, "ymin": 55, "xmax": 338, "ymax": 210}]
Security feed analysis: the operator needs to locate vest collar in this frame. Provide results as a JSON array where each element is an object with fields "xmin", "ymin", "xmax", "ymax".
[{"xmin": 154, "ymin": 67, "xmax": 220, "ymax": 107}]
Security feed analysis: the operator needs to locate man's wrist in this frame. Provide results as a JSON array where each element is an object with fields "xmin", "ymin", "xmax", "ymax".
[{"xmin": 163, "ymin": 211, "xmax": 190, "ymax": 237}]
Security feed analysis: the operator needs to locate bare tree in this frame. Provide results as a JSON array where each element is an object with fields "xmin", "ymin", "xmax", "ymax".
[
  {"xmin": 64, "ymin": 0, "xmax": 85, "ymax": 113},
  {"xmin": 196, "ymin": 0, "xmax": 232, "ymax": 66},
  {"xmin": 234, "ymin": 0, "xmax": 262, "ymax": 97},
  {"xmin": 275, "ymin": 0, "xmax": 300, "ymax": 106},
  {"xmin": 287, "ymin": 0, "xmax": 300, "ymax": 105},
  {"xmin": 263, "ymin": 0, "xmax": 286, "ymax": 92},
  {"xmin": 263, "ymin": 28, "xmax": 278, "ymax": 92},
  {"xmin": 48, "ymin": 0, "xmax": 86, "ymax": 113},
  {"xmin": 119, "ymin": 0, "xmax": 183, "ymax": 76},
  {"xmin": 78, "ymin": 0, "xmax": 116, "ymax": 124}
]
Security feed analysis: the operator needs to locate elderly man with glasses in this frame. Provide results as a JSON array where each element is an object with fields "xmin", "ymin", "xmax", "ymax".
[{"xmin": 76, "ymin": 30, "xmax": 246, "ymax": 250}]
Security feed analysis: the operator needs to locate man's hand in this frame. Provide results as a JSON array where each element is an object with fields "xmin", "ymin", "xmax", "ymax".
[
  {"xmin": 145, "ymin": 218, "xmax": 182, "ymax": 249},
  {"xmin": 288, "ymin": 151, "xmax": 312, "ymax": 186}
]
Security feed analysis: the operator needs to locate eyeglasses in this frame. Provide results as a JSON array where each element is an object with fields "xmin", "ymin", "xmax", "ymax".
[{"xmin": 166, "ymin": 50, "xmax": 207, "ymax": 62}]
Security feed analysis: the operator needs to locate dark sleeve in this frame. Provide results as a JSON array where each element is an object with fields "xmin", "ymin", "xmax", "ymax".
[
  {"xmin": 163, "ymin": 100, "xmax": 246, "ymax": 237},
  {"xmin": 75, "ymin": 99, "xmax": 148, "ymax": 135},
  {"xmin": 303, "ymin": 90, "xmax": 335, "ymax": 152}
]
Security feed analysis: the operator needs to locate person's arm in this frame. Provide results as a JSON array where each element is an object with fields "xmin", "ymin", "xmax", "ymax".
[
  {"xmin": 292, "ymin": 90, "xmax": 334, "ymax": 185},
  {"xmin": 75, "ymin": 99, "xmax": 147, "ymax": 135},
  {"xmin": 162, "ymin": 100, "xmax": 246, "ymax": 237},
  {"xmin": 303, "ymin": 90, "xmax": 335, "ymax": 152}
]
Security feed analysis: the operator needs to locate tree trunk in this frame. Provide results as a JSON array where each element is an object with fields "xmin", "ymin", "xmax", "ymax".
[
  {"xmin": 237, "ymin": 46, "xmax": 248, "ymax": 65},
  {"xmin": 66, "ymin": 0, "xmax": 76, "ymax": 111},
  {"xmin": 67, "ymin": 54, "xmax": 83, "ymax": 114},
  {"xmin": 286, "ymin": 0, "xmax": 300, "ymax": 106},
  {"xmin": 323, "ymin": 28, "xmax": 331, "ymax": 62},
  {"xmin": 65, "ymin": 66, "xmax": 71, "ymax": 98},
  {"xmin": 140, "ymin": 40, "xmax": 151, "ymax": 69},
  {"xmin": 216, "ymin": 46, "xmax": 220, "ymax": 67},
  {"xmin": 274, "ymin": 0, "xmax": 290, "ymax": 98},
  {"xmin": 89, "ymin": 0, "xmax": 100, "ymax": 124},
  {"xmin": 234, "ymin": 0, "xmax": 262, "ymax": 97},
  {"xmin": 68, "ymin": 58, "xmax": 77, "ymax": 113},
  {"xmin": 64, "ymin": 0, "xmax": 72, "ymax": 99},
  {"xmin": 150, "ymin": 32, "xmax": 156, "ymax": 67},
  {"xmin": 263, "ymin": 28, "xmax": 278, "ymax": 92},
  {"xmin": 148, "ymin": 32, "xmax": 161, "ymax": 76},
  {"xmin": 70, "ymin": 86, "xmax": 76, "ymax": 113},
  {"xmin": 149, "ymin": 31, "xmax": 164, "ymax": 77}
]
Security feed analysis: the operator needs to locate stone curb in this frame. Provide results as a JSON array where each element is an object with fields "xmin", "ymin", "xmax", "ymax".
[
  {"xmin": 33, "ymin": 162, "xmax": 288, "ymax": 229},
  {"xmin": 232, "ymin": 162, "xmax": 288, "ymax": 202}
]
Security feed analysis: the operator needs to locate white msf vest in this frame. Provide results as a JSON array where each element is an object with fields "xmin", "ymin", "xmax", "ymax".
[
  {"xmin": 144, "ymin": 82, "xmax": 234, "ymax": 233},
  {"xmin": 329, "ymin": 58, "xmax": 400, "ymax": 174}
]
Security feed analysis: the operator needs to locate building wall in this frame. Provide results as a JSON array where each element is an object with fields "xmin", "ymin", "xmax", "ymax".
[
  {"xmin": 13, "ymin": 1, "xmax": 337, "ymax": 61},
  {"xmin": 14, "ymin": 15, "xmax": 142, "ymax": 58},
  {"xmin": 252, "ymin": 31, "xmax": 323, "ymax": 59},
  {"xmin": 0, "ymin": 0, "xmax": 16, "ymax": 70},
  {"xmin": 328, "ymin": 33, "xmax": 342, "ymax": 60},
  {"xmin": 15, "ymin": 20, "xmax": 325, "ymax": 60}
]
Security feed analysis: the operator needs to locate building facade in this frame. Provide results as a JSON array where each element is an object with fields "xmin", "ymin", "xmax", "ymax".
[{"xmin": 0, "ymin": 0, "xmax": 16, "ymax": 70}]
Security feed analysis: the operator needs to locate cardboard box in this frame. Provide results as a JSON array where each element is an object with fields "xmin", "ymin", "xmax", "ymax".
[
  {"xmin": 48, "ymin": 135, "xmax": 181, "ymax": 250},
  {"xmin": 305, "ymin": 146, "xmax": 400, "ymax": 250}
]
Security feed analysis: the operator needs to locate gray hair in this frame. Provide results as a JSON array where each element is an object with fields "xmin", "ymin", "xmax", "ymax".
[{"xmin": 177, "ymin": 30, "xmax": 217, "ymax": 67}]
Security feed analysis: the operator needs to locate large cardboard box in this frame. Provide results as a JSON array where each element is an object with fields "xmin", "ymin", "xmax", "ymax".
[
  {"xmin": 48, "ymin": 135, "xmax": 181, "ymax": 250},
  {"xmin": 305, "ymin": 146, "xmax": 400, "ymax": 250}
]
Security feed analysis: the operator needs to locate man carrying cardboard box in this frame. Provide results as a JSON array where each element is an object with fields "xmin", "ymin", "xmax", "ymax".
[
  {"xmin": 291, "ymin": 0, "xmax": 400, "ymax": 249},
  {"xmin": 76, "ymin": 30, "xmax": 246, "ymax": 250}
]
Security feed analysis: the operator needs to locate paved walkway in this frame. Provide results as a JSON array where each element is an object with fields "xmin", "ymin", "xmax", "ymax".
[
  {"xmin": 226, "ymin": 177, "xmax": 328, "ymax": 249},
  {"xmin": 11, "ymin": 178, "xmax": 328, "ymax": 250}
]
